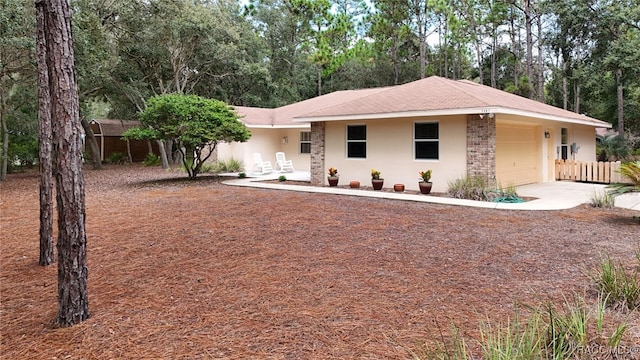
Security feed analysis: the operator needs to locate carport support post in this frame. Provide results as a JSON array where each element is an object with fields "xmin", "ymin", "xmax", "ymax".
[
  {"xmin": 467, "ymin": 114, "xmax": 496, "ymax": 183},
  {"xmin": 310, "ymin": 121, "xmax": 325, "ymax": 186}
]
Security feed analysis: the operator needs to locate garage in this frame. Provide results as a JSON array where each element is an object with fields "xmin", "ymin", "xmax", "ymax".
[{"xmin": 496, "ymin": 123, "xmax": 540, "ymax": 186}]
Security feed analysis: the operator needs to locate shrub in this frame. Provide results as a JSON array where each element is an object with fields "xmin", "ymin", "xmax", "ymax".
[
  {"xmin": 238, "ymin": 172, "xmax": 247, "ymax": 178},
  {"xmin": 278, "ymin": 175, "xmax": 286, "ymax": 182},
  {"xmin": 447, "ymin": 176, "xmax": 522, "ymax": 202},
  {"xmin": 212, "ymin": 157, "xmax": 244, "ymax": 173},
  {"xmin": 142, "ymin": 153, "xmax": 161, "ymax": 167},
  {"xmin": 447, "ymin": 175, "xmax": 490, "ymax": 201},
  {"xmin": 106, "ymin": 152, "xmax": 127, "ymax": 164}
]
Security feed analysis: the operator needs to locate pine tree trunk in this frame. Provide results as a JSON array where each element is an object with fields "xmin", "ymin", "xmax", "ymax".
[
  {"xmin": 37, "ymin": 0, "xmax": 90, "ymax": 327},
  {"xmin": 0, "ymin": 96, "xmax": 8, "ymax": 181},
  {"xmin": 524, "ymin": 0, "xmax": 534, "ymax": 99},
  {"xmin": 537, "ymin": 15, "xmax": 544, "ymax": 102},
  {"xmin": 36, "ymin": 1, "xmax": 53, "ymax": 266},
  {"xmin": 616, "ymin": 68, "xmax": 624, "ymax": 139}
]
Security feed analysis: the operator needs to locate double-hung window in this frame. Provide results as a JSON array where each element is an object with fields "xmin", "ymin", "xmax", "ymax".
[
  {"xmin": 300, "ymin": 131, "xmax": 311, "ymax": 154},
  {"xmin": 347, "ymin": 125, "xmax": 366, "ymax": 158},
  {"xmin": 414, "ymin": 122, "xmax": 439, "ymax": 160}
]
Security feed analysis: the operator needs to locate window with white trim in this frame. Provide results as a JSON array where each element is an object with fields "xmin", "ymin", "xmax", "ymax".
[
  {"xmin": 560, "ymin": 127, "xmax": 568, "ymax": 160},
  {"xmin": 414, "ymin": 122, "xmax": 439, "ymax": 160},
  {"xmin": 347, "ymin": 125, "xmax": 366, "ymax": 158},
  {"xmin": 300, "ymin": 131, "xmax": 311, "ymax": 154}
]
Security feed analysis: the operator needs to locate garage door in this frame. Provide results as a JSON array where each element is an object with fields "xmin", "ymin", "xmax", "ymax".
[{"xmin": 496, "ymin": 124, "xmax": 540, "ymax": 186}]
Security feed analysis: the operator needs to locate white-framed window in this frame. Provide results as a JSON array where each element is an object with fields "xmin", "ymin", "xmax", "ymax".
[
  {"xmin": 414, "ymin": 122, "xmax": 439, "ymax": 160},
  {"xmin": 300, "ymin": 131, "xmax": 311, "ymax": 154},
  {"xmin": 347, "ymin": 124, "xmax": 366, "ymax": 158},
  {"xmin": 560, "ymin": 127, "xmax": 568, "ymax": 160}
]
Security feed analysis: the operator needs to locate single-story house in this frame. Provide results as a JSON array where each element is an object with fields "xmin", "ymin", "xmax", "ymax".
[
  {"xmin": 88, "ymin": 119, "xmax": 159, "ymax": 162},
  {"xmin": 228, "ymin": 76, "xmax": 611, "ymax": 192}
]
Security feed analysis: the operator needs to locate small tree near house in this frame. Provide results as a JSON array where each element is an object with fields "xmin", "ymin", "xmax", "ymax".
[{"xmin": 124, "ymin": 94, "xmax": 251, "ymax": 179}]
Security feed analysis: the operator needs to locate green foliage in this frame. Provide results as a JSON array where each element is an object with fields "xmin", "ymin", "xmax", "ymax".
[
  {"xmin": 238, "ymin": 172, "xmax": 247, "ymax": 178},
  {"xmin": 410, "ymin": 286, "xmax": 632, "ymax": 359},
  {"xmin": 597, "ymin": 133, "xmax": 630, "ymax": 161},
  {"xmin": 447, "ymin": 175, "xmax": 490, "ymax": 201},
  {"xmin": 212, "ymin": 157, "xmax": 244, "ymax": 173},
  {"xmin": 142, "ymin": 153, "xmax": 161, "ymax": 167},
  {"xmin": 480, "ymin": 308, "xmax": 543, "ymax": 360},
  {"xmin": 591, "ymin": 255, "xmax": 640, "ymax": 311},
  {"xmin": 447, "ymin": 176, "xmax": 524, "ymax": 203},
  {"xmin": 278, "ymin": 175, "xmax": 287, "ymax": 182},
  {"xmin": 125, "ymin": 94, "xmax": 250, "ymax": 179},
  {"xmin": 607, "ymin": 161, "xmax": 640, "ymax": 195},
  {"xmin": 106, "ymin": 152, "xmax": 127, "ymax": 164},
  {"xmin": 590, "ymin": 190, "xmax": 616, "ymax": 208}
]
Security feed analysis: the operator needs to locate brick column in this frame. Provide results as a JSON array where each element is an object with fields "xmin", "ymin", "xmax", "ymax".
[
  {"xmin": 310, "ymin": 122, "xmax": 325, "ymax": 186},
  {"xmin": 466, "ymin": 114, "xmax": 496, "ymax": 182}
]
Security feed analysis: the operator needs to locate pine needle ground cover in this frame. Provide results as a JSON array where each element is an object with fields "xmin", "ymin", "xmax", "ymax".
[{"xmin": 1, "ymin": 165, "xmax": 639, "ymax": 358}]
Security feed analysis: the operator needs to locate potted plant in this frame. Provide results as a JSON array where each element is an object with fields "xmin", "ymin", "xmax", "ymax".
[
  {"xmin": 328, "ymin": 167, "xmax": 339, "ymax": 186},
  {"xmin": 371, "ymin": 169, "xmax": 384, "ymax": 190},
  {"xmin": 418, "ymin": 170, "xmax": 432, "ymax": 194}
]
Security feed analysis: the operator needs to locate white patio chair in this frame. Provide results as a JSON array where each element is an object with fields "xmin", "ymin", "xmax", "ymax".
[
  {"xmin": 252, "ymin": 153, "xmax": 273, "ymax": 175},
  {"xmin": 275, "ymin": 152, "xmax": 294, "ymax": 172}
]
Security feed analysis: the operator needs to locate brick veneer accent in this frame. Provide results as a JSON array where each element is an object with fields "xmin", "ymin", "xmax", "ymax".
[
  {"xmin": 310, "ymin": 122, "xmax": 325, "ymax": 186},
  {"xmin": 467, "ymin": 114, "xmax": 496, "ymax": 182}
]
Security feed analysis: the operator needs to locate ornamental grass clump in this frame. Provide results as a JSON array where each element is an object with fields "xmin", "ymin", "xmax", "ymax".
[
  {"xmin": 590, "ymin": 190, "xmax": 616, "ymax": 208},
  {"xmin": 590, "ymin": 255, "xmax": 640, "ymax": 311}
]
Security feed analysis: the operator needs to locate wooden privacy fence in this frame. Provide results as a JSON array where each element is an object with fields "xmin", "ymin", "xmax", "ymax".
[{"xmin": 555, "ymin": 160, "xmax": 623, "ymax": 184}]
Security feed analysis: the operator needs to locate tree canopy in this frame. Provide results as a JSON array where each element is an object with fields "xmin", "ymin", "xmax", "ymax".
[
  {"xmin": 124, "ymin": 94, "xmax": 250, "ymax": 178},
  {"xmin": 2, "ymin": 0, "xmax": 639, "ymax": 178}
]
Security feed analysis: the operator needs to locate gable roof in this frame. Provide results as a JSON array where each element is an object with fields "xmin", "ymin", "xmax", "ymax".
[
  {"xmin": 234, "ymin": 87, "xmax": 388, "ymax": 128},
  {"xmin": 293, "ymin": 76, "xmax": 611, "ymax": 128}
]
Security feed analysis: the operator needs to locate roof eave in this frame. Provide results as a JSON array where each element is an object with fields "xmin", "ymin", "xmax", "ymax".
[
  {"xmin": 294, "ymin": 107, "xmax": 612, "ymax": 128},
  {"xmin": 243, "ymin": 123, "xmax": 310, "ymax": 129}
]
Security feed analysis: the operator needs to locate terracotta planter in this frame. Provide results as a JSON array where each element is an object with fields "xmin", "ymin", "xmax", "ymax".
[
  {"xmin": 328, "ymin": 176, "xmax": 339, "ymax": 187},
  {"xmin": 419, "ymin": 181, "xmax": 432, "ymax": 194},
  {"xmin": 372, "ymin": 179, "xmax": 384, "ymax": 190},
  {"xmin": 393, "ymin": 184, "xmax": 405, "ymax": 192},
  {"xmin": 349, "ymin": 181, "xmax": 360, "ymax": 188}
]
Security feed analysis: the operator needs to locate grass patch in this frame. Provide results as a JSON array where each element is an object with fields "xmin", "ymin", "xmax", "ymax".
[
  {"xmin": 590, "ymin": 190, "xmax": 616, "ymax": 208},
  {"xmin": 590, "ymin": 255, "xmax": 640, "ymax": 311},
  {"xmin": 407, "ymin": 254, "xmax": 638, "ymax": 358}
]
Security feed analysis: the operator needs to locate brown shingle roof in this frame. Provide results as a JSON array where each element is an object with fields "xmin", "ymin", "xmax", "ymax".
[
  {"xmin": 294, "ymin": 76, "xmax": 611, "ymax": 127},
  {"xmin": 235, "ymin": 87, "xmax": 388, "ymax": 128}
]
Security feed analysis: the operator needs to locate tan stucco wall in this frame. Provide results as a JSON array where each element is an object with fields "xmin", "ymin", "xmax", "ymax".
[
  {"xmin": 217, "ymin": 127, "xmax": 310, "ymax": 173},
  {"xmin": 324, "ymin": 115, "xmax": 467, "ymax": 193}
]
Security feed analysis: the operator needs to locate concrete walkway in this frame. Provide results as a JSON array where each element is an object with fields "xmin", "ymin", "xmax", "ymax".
[{"xmin": 221, "ymin": 171, "xmax": 640, "ymax": 211}]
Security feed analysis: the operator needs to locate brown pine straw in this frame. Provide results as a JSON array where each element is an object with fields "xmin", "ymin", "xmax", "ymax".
[{"xmin": 1, "ymin": 165, "xmax": 638, "ymax": 359}]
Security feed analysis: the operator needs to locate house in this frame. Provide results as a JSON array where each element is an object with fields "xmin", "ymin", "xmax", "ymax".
[
  {"xmin": 221, "ymin": 88, "xmax": 385, "ymax": 173},
  {"xmin": 88, "ymin": 119, "xmax": 159, "ymax": 162},
  {"xmin": 228, "ymin": 76, "xmax": 611, "ymax": 192},
  {"xmin": 295, "ymin": 76, "xmax": 611, "ymax": 192}
]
